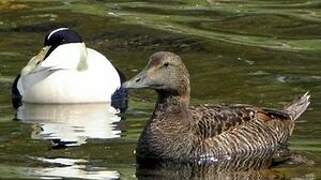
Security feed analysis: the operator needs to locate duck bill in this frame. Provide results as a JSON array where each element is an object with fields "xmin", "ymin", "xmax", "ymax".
[
  {"xmin": 29, "ymin": 45, "xmax": 51, "ymax": 65},
  {"xmin": 35, "ymin": 45, "xmax": 51, "ymax": 62},
  {"xmin": 21, "ymin": 46, "xmax": 51, "ymax": 75},
  {"xmin": 122, "ymin": 70, "xmax": 150, "ymax": 89}
]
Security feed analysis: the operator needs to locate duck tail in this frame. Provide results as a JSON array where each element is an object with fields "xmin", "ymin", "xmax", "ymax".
[{"xmin": 284, "ymin": 92, "xmax": 310, "ymax": 121}]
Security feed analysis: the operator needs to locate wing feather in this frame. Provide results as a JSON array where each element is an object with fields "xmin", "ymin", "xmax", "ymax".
[
  {"xmin": 191, "ymin": 104, "xmax": 292, "ymax": 139},
  {"xmin": 191, "ymin": 104, "xmax": 257, "ymax": 138}
]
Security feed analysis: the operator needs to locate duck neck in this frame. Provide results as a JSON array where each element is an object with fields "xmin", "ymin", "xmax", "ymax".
[{"xmin": 153, "ymin": 88, "xmax": 190, "ymax": 118}]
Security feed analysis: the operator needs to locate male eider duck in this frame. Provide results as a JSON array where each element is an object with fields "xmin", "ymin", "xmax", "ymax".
[
  {"xmin": 12, "ymin": 28, "xmax": 127, "ymax": 110},
  {"xmin": 123, "ymin": 51, "xmax": 310, "ymax": 167}
]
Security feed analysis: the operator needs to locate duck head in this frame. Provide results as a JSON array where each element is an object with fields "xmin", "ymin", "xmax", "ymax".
[
  {"xmin": 21, "ymin": 28, "xmax": 87, "ymax": 75},
  {"xmin": 43, "ymin": 27, "xmax": 83, "ymax": 59},
  {"xmin": 123, "ymin": 52, "xmax": 190, "ymax": 101}
]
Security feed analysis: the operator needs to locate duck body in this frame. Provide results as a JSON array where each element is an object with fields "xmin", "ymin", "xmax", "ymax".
[
  {"xmin": 18, "ymin": 44, "xmax": 120, "ymax": 103},
  {"xmin": 137, "ymin": 102, "xmax": 294, "ymax": 166},
  {"xmin": 123, "ymin": 51, "xmax": 310, "ymax": 168},
  {"xmin": 12, "ymin": 28, "xmax": 126, "ymax": 109}
]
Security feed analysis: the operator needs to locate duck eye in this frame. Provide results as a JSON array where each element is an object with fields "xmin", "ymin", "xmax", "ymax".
[{"xmin": 164, "ymin": 62, "xmax": 169, "ymax": 67}]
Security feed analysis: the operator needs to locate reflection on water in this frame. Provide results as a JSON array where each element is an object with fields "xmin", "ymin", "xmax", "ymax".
[
  {"xmin": 136, "ymin": 148, "xmax": 315, "ymax": 179},
  {"xmin": 136, "ymin": 161, "xmax": 316, "ymax": 180},
  {"xmin": 0, "ymin": 157, "xmax": 120, "ymax": 179},
  {"xmin": 30, "ymin": 157, "xmax": 120, "ymax": 180},
  {"xmin": 16, "ymin": 104, "xmax": 122, "ymax": 147}
]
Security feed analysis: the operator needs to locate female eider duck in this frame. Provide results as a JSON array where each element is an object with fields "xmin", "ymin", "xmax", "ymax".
[
  {"xmin": 12, "ymin": 28, "xmax": 127, "ymax": 110},
  {"xmin": 123, "ymin": 51, "xmax": 310, "ymax": 167}
]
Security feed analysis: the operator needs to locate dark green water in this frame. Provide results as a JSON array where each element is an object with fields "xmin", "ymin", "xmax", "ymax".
[{"xmin": 0, "ymin": 0, "xmax": 320, "ymax": 179}]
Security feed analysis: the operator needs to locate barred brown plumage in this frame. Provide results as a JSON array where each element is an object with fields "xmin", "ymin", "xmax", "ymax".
[{"xmin": 123, "ymin": 51, "xmax": 310, "ymax": 169}]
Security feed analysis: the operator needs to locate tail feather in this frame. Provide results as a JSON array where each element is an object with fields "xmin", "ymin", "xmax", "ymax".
[{"xmin": 284, "ymin": 92, "xmax": 310, "ymax": 121}]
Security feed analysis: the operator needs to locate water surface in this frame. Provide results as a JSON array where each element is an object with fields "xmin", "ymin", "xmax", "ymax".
[{"xmin": 0, "ymin": 0, "xmax": 320, "ymax": 179}]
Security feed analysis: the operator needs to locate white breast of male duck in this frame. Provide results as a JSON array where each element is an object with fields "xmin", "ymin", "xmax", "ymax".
[{"xmin": 16, "ymin": 28, "xmax": 121, "ymax": 104}]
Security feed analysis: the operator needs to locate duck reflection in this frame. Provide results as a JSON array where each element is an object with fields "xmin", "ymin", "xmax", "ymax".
[
  {"xmin": 28, "ymin": 157, "xmax": 120, "ymax": 180},
  {"xmin": 136, "ymin": 160, "xmax": 314, "ymax": 180},
  {"xmin": 16, "ymin": 103, "xmax": 122, "ymax": 147},
  {"xmin": 136, "ymin": 151, "xmax": 314, "ymax": 180}
]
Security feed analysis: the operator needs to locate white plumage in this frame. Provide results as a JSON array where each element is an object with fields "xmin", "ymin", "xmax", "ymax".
[{"xmin": 17, "ymin": 42, "xmax": 121, "ymax": 103}]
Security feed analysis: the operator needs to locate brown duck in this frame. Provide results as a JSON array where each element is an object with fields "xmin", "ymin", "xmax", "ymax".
[{"xmin": 123, "ymin": 51, "xmax": 310, "ymax": 168}]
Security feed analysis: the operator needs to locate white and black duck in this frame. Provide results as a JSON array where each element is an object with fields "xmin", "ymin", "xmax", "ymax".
[{"xmin": 12, "ymin": 28, "xmax": 127, "ymax": 111}]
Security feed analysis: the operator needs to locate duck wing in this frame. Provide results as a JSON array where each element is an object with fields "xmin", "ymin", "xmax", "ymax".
[
  {"xmin": 190, "ymin": 104, "xmax": 291, "ymax": 139},
  {"xmin": 191, "ymin": 104, "xmax": 256, "ymax": 138},
  {"xmin": 191, "ymin": 92, "xmax": 309, "ymax": 141},
  {"xmin": 191, "ymin": 105, "xmax": 296, "ymax": 164}
]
